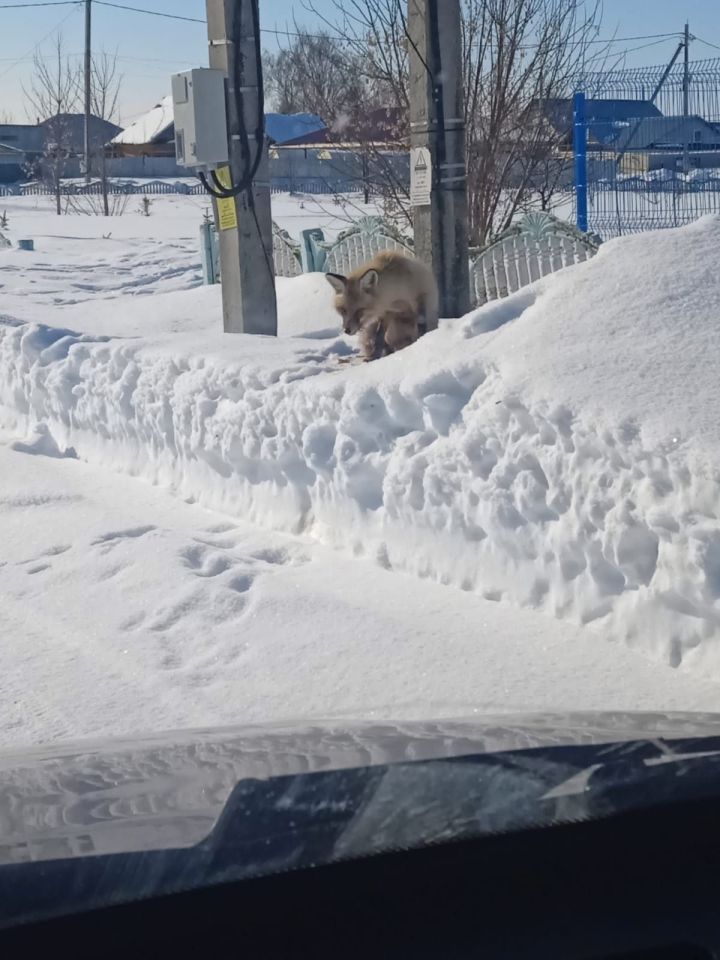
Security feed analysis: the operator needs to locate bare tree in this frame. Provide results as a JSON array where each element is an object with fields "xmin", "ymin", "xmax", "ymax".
[
  {"xmin": 24, "ymin": 35, "xmax": 79, "ymax": 215},
  {"xmin": 461, "ymin": 0, "xmax": 606, "ymax": 241},
  {"xmin": 264, "ymin": 31, "xmax": 366, "ymax": 126},
  {"xmin": 303, "ymin": 0, "xmax": 606, "ymax": 243},
  {"xmin": 89, "ymin": 50, "xmax": 122, "ymax": 215},
  {"xmin": 285, "ymin": 3, "xmax": 409, "ymax": 221}
]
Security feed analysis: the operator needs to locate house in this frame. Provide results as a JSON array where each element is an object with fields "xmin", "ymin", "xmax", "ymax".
[
  {"xmin": 278, "ymin": 107, "xmax": 406, "ymax": 148},
  {"xmin": 610, "ymin": 115, "xmax": 720, "ymax": 152},
  {"xmin": 108, "ymin": 97, "xmax": 327, "ymax": 158},
  {"xmin": 536, "ymin": 97, "xmax": 720, "ymax": 172},
  {"xmin": 0, "ymin": 123, "xmax": 44, "ymax": 161},
  {"xmin": 0, "ymin": 115, "xmax": 122, "ymax": 181},
  {"xmin": 108, "ymin": 96, "xmax": 175, "ymax": 158},
  {"xmin": 540, "ymin": 98, "xmax": 663, "ymax": 147},
  {"xmin": 265, "ymin": 113, "xmax": 326, "ymax": 146},
  {"xmin": 39, "ymin": 113, "xmax": 122, "ymax": 155},
  {"xmin": 0, "ymin": 141, "xmax": 27, "ymax": 183}
]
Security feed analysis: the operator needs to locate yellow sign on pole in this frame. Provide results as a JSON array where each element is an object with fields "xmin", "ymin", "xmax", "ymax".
[{"xmin": 214, "ymin": 167, "xmax": 237, "ymax": 231}]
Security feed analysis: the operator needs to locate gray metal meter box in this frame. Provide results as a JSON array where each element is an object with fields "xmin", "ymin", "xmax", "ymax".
[{"xmin": 171, "ymin": 68, "xmax": 228, "ymax": 169}]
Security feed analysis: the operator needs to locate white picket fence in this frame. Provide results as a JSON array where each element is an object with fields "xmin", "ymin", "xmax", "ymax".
[
  {"xmin": 205, "ymin": 211, "xmax": 601, "ymax": 306},
  {"xmin": 470, "ymin": 213, "xmax": 600, "ymax": 306}
]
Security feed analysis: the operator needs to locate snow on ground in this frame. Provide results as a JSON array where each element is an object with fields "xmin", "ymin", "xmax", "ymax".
[
  {"xmin": 5, "ymin": 434, "xmax": 720, "ymax": 750},
  {"xmin": 0, "ymin": 192, "xmax": 376, "ymax": 322},
  {"xmin": 2, "ymin": 196, "xmax": 720, "ymax": 746}
]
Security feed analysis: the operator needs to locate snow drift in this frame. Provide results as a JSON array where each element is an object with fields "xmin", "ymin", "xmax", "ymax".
[{"xmin": 2, "ymin": 217, "xmax": 720, "ymax": 674}]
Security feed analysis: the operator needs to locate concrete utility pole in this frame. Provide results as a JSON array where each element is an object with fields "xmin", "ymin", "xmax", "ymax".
[
  {"xmin": 682, "ymin": 21, "xmax": 691, "ymax": 174},
  {"xmin": 408, "ymin": 0, "xmax": 470, "ymax": 323},
  {"xmin": 84, "ymin": 0, "xmax": 91, "ymax": 183},
  {"xmin": 205, "ymin": 0, "xmax": 277, "ymax": 335}
]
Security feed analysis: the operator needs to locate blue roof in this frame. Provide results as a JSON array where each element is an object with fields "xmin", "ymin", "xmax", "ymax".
[
  {"xmin": 264, "ymin": 113, "xmax": 326, "ymax": 145},
  {"xmin": 542, "ymin": 98, "xmax": 663, "ymax": 145}
]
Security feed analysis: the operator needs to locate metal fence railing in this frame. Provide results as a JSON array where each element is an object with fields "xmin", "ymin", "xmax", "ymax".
[{"xmin": 572, "ymin": 57, "xmax": 720, "ymax": 238}]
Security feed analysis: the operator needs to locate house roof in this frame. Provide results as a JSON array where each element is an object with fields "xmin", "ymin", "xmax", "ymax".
[
  {"xmin": 0, "ymin": 142, "xmax": 25, "ymax": 157},
  {"xmin": 542, "ymin": 98, "xmax": 663, "ymax": 145},
  {"xmin": 265, "ymin": 113, "xmax": 326, "ymax": 145},
  {"xmin": 112, "ymin": 99, "xmax": 327, "ymax": 149},
  {"xmin": 112, "ymin": 96, "xmax": 174, "ymax": 145},
  {"xmin": 611, "ymin": 115, "xmax": 720, "ymax": 151}
]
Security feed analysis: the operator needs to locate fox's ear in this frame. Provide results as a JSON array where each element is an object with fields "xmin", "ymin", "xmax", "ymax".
[
  {"xmin": 359, "ymin": 268, "xmax": 379, "ymax": 292},
  {"xmin": 325, "ymin": 272, "xmax": 347, "ymax": 294}
]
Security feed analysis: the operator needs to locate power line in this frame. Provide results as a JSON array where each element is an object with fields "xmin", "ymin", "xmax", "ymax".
[
  {"xmin": 0, "ymin": 2, "xmax": 688, "ymax": 53},
  {"xmin": 695, "ymin": 36, "xmax": 720, "ymax": 53},
  {"xmin": 93, "ymin": 1, "xmax": 204, "ymax": 23},
  {"xmin": 0, "ymin": 2, "xmax": 77, "ymax": 7},
  {"xmin": 616, "ymin": 37, "xmax": 679, "ymax": 57},
  {"xmin": 470, "ymin": 31, "xmax": 682, "ymax": 51},
  {"xmin": 261, "ymin": 26, "xmax": 360, "ymax": 43},
  {"xmin": 0, "ymin": 0, "xmax": 81, "ymax": 79}
]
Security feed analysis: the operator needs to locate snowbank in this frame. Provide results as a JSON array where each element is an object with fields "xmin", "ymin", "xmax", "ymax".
[{"xmin": 2, "ymin": 217, "xmax": 720, "ymax": 674}]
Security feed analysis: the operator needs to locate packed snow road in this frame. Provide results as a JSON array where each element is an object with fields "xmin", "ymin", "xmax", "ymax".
[{"xmin": 3, "ymin": 435, "xmax": 720, "ymax": 749}]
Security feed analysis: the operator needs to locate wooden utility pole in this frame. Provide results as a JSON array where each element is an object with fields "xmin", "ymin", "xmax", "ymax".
[
  {"xmin": 84, "ymin": 0, "xmax": 91, "ymax": 183},
  {"xmin": 408, "ymin": 0, "xmax": 470, "ymax": 323},
  {"xmin": 205, "ymin": 0, "xmax": 277, "ymax": 335}
]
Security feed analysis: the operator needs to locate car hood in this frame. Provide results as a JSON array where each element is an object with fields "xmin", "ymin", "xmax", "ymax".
[{"xmin": 2, "ymin": 710, "xmax": 720, "ymax": 865}]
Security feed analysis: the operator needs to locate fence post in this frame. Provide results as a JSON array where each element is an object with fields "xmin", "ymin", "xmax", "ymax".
[
  {"xmin": 300, "ymin": 228, "xmax": 325, "ymax": 272},
  {"xmin": 573, "ymin": 91, "xmax": 588, "ymax": 233},
  {"xmin": 200, "ymin": 221, "xmax": 220, "ymax": 284}
]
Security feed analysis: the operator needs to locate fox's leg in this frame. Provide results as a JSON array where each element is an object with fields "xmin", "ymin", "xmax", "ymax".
[{"xmin": 358, "ymin": 318, "xmax": 383, "ymax": 361}]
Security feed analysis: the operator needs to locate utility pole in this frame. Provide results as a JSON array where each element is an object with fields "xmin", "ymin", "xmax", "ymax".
[
  {"xmin": 682, "ymin": 21, "xmax": 691, "ymax": 174},
  {"xmin": 205, "ymin": 0, "xmax": 277, "ymax": 335},
  {"xmin": 408, "ymin": 0, "xmax": 470, "ymax": 323},
  {"xmin": 84, "ymin": 0, "xmax": 91, "ymax": 183}
]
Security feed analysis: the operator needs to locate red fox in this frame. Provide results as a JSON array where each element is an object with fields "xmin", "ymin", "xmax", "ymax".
[{"xmin": 325, "ymin": 251, "xmax": 438, "ymax": 361}]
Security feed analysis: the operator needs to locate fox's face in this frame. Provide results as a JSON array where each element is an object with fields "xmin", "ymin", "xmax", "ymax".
[{"xmin": 325, "ymin": 270, "xmax": 379, "ymax": 335}]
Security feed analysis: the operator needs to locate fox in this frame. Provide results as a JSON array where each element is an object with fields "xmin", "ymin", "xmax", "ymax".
[{"xmin": 325, "ymin": 251, "xmax": 438, "ymax": 361}]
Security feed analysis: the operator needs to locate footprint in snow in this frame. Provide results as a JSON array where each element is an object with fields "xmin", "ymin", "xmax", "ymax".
[{"xmin": 92, "ymin": 525, "xmax": 157, "ymax": 547}]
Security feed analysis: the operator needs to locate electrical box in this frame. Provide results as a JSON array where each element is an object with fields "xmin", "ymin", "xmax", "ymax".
[{"xmin": 171, "ymin": 68, "xmax": 228, "ymax": 169}]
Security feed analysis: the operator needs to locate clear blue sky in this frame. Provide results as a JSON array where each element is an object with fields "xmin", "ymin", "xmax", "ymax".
[{"xmin": 1, "ymin": 0, "xmax": 718, "ymax": 126}]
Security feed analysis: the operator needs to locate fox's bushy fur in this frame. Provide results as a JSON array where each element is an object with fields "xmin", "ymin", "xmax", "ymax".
[{"xmin": 325, "ymin": 251, "xmax": 438, "ymax": 361}]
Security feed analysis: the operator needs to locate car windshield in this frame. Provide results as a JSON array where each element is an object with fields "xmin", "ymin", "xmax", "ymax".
[{"xmin": 1, "ymin": 0, "xmax": 719, "ymax": 805}]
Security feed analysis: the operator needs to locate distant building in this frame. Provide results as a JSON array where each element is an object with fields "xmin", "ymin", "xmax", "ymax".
[
  {"xmin": 0, "ymin": 115, "xmax": 122, "ymax": 182},
  {"xmin": 0, "ymin": 141, "xmax": 26, "ymax": 183},
  {"xmin": 40, "ymin": 114, "xmax": 122, "ymax": 155},
  {"xmin": 539, "ymin": 98, "xmax": 663, "ymax": 147},
  {"xmin": 108, "ymin": 96, "xmax": 327, "ymax": 158},
  {"xmin": 537, "ymin": 97, "xmax": 720, "ymax": 172},
  {"xmin": 109, "ymin": 96, "xmax": 175, "ymax": 158},
  {"xmin": 0, "ymin": 123, "xmax": 44, "ymax": 161},
  {"xmin": 610, "ymin": 115, "xmax": 720, "ymax": 152}
]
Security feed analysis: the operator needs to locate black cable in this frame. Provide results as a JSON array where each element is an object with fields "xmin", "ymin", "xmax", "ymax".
[
  {"xmin": 198, "ymin": 0, "xmax": 265, "ymax": 201},
  {"xmin": 93, "ymin": 1, "xmax": 204, "ymax": 22},
  {"xmin": 198, "ymin": 170, "xmax": 229, "ymax": 199}
]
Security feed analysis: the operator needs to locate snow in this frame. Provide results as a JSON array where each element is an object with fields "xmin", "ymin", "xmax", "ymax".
[
  {"xmin": 110, "ymin": 101, "xmax": 327, "ymax": 148},
  {"xmin": 111, "ymin": 95, "xmax": 174, "ymax": 145},
  {"xmin": 4, "ymin": 435, "xmax": 720, "ymax": 750},
  {"xmin": 476, "ymin": 217, "xmax": 720, "ymax": 450},
  {"xmin": 1, "ymin": 194, "xmax": 720, "ymax": 746}
]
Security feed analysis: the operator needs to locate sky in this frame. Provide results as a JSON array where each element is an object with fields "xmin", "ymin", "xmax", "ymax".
[{"xmin": 0, "ymin": 0, "xmax": 719, "ymax": 127}]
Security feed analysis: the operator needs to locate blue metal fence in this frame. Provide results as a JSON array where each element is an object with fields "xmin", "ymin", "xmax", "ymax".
[{"xmin": 573, "ymin": 57, "xmax": 720, "ymax": 237}]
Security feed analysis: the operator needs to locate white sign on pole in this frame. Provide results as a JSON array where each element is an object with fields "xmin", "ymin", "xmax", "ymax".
[{"xmin": 410, "ymin": 147, "xmax": 432, "ymax": 206}]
